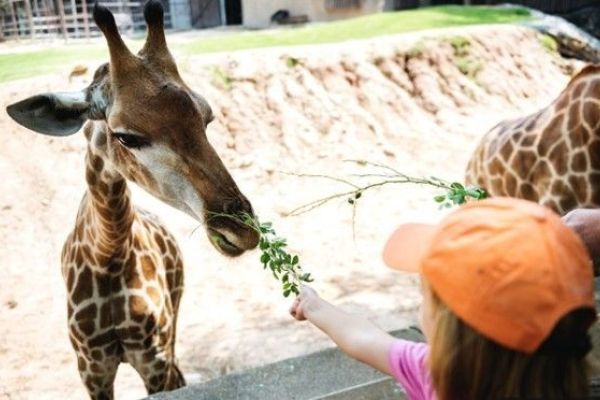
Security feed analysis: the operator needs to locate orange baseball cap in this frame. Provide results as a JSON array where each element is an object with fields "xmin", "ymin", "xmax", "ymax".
[{"xmin": 383, "ymin": 197, "xmax": 596, "ymax": 353}]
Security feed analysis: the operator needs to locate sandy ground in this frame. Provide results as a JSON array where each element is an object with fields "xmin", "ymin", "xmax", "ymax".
[{"xmin": 0, "ymin": 25, "xmax": 580, "ymax": 399}]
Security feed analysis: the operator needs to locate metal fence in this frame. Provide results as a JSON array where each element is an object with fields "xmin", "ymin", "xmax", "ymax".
[{"xmin": 0, "ymin": 0, "xmax": 171, "ymax": 41}]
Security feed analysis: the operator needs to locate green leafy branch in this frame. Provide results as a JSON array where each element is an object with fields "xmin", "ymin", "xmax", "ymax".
[
  {"xmin": 204, "ymin": 161, "xmax": 487, "ymax": 297},
  {"xmin": 433, "ymin": 181, "xmax": 488, "ymax": 208},
  {"xmin": 208, "ymin": 212, "xmax": 313, "ymax": 297},
  {"xmin": 285, "ymin": 160, "xmax": 488, "ymax": 218}
]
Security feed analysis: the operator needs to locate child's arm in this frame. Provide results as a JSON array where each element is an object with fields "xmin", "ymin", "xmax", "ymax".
[{"xmin": 290, "ymin": 285, "xmax": 395, "ymax": 375}]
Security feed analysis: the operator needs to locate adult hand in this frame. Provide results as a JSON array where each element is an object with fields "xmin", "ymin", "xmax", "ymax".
[{"xmin": 563, "ymin": 208, "xmax": 600, "ymax": 276}]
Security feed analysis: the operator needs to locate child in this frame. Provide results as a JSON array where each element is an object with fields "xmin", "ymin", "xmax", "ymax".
[{"xmin": 290, "ymin": 197, "xmax": 596, "ymax": 400}]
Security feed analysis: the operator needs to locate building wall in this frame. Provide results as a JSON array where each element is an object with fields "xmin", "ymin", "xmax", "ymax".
[{"xmin": 242, "ymin": 0, "xmax": 385, "ymax": 29}]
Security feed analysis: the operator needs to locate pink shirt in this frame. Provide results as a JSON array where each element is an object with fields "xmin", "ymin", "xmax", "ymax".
[{"xmin": 388, "ymin": 339, "xmax": 436, "ymax": 400}]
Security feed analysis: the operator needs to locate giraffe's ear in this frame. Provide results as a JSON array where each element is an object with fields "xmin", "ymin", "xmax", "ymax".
[{"xmin": 6, "ymin": 91, "xmax": 90, "ymax": 136}]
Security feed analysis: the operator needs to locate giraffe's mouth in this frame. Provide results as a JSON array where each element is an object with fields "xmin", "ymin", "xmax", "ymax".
[{"xmin": 207, "ymin": 228, "xmax": 245, "ymax": 257}]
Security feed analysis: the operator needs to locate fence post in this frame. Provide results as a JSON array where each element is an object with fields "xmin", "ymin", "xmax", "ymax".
[
  {"xmin": 70, "ymin": 0, "xmax": 78, "ymax": 37},
  {"xmin": 81, "ymin": 0, "xmax": 89, "ymax": 38},
  {"xmin": 9, "ymin": 0, "xmax": 19, "ymax": 41},
  {"xmin": 56, "ymin": 0, "xmax": 67, "ymax": 40},
  {"xmin": 24, "ymin": 0, "xmax": 34, "ymax": 38}
]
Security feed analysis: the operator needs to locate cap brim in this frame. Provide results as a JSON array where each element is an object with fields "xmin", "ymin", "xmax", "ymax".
[{"xmin": 382, "ymin": 223, "xmax": 436, "ymax": 272}]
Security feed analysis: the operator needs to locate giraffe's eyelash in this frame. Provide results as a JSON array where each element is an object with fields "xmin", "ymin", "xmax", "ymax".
[{"xmin": 113, "ymin": 132, "xmax": 152, "ymax": 149}]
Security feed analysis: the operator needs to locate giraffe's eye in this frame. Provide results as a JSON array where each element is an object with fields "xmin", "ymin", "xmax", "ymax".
[{"xmin": 113, "ymin": 133, "xmax": 151, "ymax": 149}]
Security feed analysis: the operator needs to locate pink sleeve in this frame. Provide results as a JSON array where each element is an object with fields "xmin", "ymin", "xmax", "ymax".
[{"xmin": 388, "ymin": 339, "xmax": 436, "ymax": 400}]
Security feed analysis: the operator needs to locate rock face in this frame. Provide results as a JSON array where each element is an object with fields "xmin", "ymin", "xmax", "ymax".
[
  {"xmin": 520, "ymin": 7, "xmax": 600, "ymax": 63},
  {"xmin": 187, "ymin": 25, "xmax": 577, "ymax": 171}
]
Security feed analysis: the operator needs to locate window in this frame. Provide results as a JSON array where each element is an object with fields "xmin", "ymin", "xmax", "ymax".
[{"xmin": 325, "ymin": 0, "xmax": 362, "ymax": 10}]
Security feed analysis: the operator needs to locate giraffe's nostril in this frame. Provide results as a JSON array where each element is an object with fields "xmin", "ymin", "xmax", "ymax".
[
  {"xmin": 223, "ymin": 200, "xmax": 234, "ymax": 215},
  {"xmin": 223, "ymin": 197, "xmax": 254, "ymax": 217}
]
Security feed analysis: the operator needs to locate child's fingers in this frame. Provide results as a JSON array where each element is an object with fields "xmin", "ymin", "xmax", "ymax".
[
  {"xmin": 289, "ymin": 298, "xmax": 306, "ymax": 320},
  {"xmin": 289, "ymin": 297, "xmax": 300, "ymax": 316}
]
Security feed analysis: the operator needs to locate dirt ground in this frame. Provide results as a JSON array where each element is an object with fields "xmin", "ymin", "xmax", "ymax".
[{"xmin": 0, "ymin": 25, "xmax": 580, "ymax": 399}]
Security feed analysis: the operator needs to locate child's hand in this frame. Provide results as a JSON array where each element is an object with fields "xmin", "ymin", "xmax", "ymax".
[{"xmin": 289, "ymin": 285, "xmax": 320, "ymax": 321}]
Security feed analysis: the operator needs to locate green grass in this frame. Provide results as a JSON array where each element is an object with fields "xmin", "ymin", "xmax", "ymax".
[
  {"xmin": 0, "ymin": 46, "xmax": 107, "ymax": 82},
  {"xmin": 0, "ymin": 5, "xmax": 530, "ymax": 83},
  {"xmin": 183, "ymin": 5, "xmax": 530, "ymax": 53}
]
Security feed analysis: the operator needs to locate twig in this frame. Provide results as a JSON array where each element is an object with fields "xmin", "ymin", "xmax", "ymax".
[{"xmin": 287, "ymin": 176, "xmax": 452, "ymax": 216}]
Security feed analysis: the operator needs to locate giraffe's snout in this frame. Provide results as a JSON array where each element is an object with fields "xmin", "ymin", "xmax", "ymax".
[{"xmin": 205, "ymin": 194, "xmax": 260, "ymax": 257}]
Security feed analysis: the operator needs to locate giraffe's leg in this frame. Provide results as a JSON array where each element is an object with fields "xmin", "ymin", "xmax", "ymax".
[
  {"xmin": 128, "ymin": 348, "xmax": 186, "ymax": 394},
  {"xmin": 75, "ymin": 350, "xmax": 120, "ymax": 400}
]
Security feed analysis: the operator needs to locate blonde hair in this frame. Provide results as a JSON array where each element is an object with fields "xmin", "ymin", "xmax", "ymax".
[{"xmin": 427, "ymin": 289, "xmax": 594, "ymax": 400}]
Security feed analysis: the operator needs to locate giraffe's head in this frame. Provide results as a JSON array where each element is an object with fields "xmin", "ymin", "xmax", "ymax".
[{"xmin": 6, "ymin": 1, "xmax": 259, "ymax": 256}]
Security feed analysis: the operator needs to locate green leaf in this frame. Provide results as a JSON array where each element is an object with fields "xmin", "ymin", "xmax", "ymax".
[
  {"xmin": 292, "ymin": 255, "xmax": 299, "ymax": 265},
  {"xmin": 452, "ymin": 193, "xmax": 466, "ymax": 205},
  {"xmin": 283, "ymin": 289, "xmax": 291, "ymax": 298},
  {"xmin": 259, "ymin": 238, "xmax": 269, "ymax": 250},
  {"xmin": 260, "ymin": 253, "xmax": 270, "ymax": 264},
  {"xmin": 450, "ymin": 182, "xmax": 464, "ymax": 190},
  {"xmin": 300, "ymin": 273, "xmax": 313, "ymax": 282},
  {"xmin": 434, "ymin": 195, "xmax": 446, "ymax": 203}
]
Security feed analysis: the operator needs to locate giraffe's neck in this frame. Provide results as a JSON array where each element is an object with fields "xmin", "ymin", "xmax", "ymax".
[{"xmin": 77, "ymin": 144, "xmax": 135, "ymax": 265}]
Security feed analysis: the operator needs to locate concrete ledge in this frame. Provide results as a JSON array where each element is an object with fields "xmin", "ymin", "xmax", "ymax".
[
  {"xmin": 309, "ymin": 378, "xmax": 403, "ymax": 400},
  {"xmin": 146, "ymin": 328, "xmax": 424, "ymax": 400}
]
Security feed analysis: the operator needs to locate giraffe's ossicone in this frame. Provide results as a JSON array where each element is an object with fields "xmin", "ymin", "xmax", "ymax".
[
  {"xmin": 6, "ymin": 1, "xmax": 259, "ymax": 399},
  {"xmin": 466, "ymin": 65, "xmax": 600, "ymax": 216}
]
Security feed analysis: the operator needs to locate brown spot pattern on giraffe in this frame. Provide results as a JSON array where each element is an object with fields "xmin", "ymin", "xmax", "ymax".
[
  {"xmin": 513, "ymin": 150, "xmax": 538, "ymax": 180},
  {"xmin": 465, "ymin": 68, "xmax": 600, "ymax": 218},
  {"xmin": 140, "ymin": 255, "xmax": 157, "ymax": 280},
  {"xmin": 537, "ymin": 114, "xmax": 563, "ymax": 157},
  {"xmin": 571, "ymin": 152, "xmax": 588, "ymax": 173}
]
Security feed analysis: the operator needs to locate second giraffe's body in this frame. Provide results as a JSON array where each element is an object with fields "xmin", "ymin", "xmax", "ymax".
[
  {"xmin": 62, "ymin": 138, "xmax": 185, "ymax": 397},
  {"xmin": 466, "ymin": 65, "xmax": 600, "ymax": 215}
]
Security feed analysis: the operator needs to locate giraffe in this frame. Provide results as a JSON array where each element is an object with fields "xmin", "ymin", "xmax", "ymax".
[
  {"xmin": 5, "ymin": 1, "xmax": 259, "ymax": 399},
  {"xmin": 465, "ymin": 64, "xmax": 600, "ymax": 216}
]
